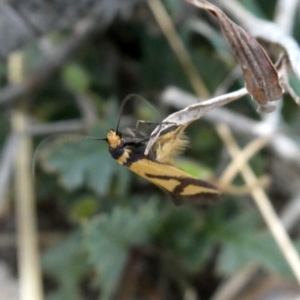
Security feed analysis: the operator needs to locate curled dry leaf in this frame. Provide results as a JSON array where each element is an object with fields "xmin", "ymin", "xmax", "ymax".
[
  {"xmin": 185, "ymin": 0, "xmax": 283, "ymax": 113},
  {"xmin": 214, "ymin": 0, "xmax": 300, "ymax": 108},
  {"xmin": 144, "ymin": 87, "xmax": 247, "ymax": 155}
]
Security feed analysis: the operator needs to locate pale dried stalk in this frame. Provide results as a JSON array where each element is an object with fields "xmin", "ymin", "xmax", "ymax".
[
  {"xmin": 219, "ymin": 135, "xmax": 274, "ymax": 185},
  {"xmin": 216, "ymin": 123, "xmax": 300, "ymax": 284},
  {"xmin": 9, "ymin": 53, "xmax": 44, "ymax": 300},
  {"xmin": 274, "ymin": 0, "xmax": 299, "ymax": 34}
]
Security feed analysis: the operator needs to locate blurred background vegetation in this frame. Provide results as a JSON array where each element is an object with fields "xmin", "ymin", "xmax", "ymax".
[{"xmin": 0, "ymin": 0, "xmax": 300, "ymax": 299}]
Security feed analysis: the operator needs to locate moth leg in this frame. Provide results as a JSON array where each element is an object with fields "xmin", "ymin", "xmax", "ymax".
[{"xmin": 134, "ymin": 120, "xmax": 176, "ymax": 138}]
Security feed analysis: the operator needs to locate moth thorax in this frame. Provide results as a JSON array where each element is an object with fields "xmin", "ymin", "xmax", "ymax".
[{"xmin": 107, "ymin": 129, "xmax": 122, "ymax": 149}]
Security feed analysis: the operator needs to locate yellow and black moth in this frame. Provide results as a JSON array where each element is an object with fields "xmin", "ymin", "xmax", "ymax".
[{"xmin": 103, "ymin": 124, "xmax": 222, "ymax": 205}]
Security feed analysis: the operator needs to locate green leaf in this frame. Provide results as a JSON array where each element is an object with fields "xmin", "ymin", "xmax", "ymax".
[
  {"xmin": 39, "ymin": 101, "xmax": 131, "ymax": 196},
  {"xmin": 42, "ymin": 137, "xmax": 115, "ymax": 194},
  {"xmin": 42, "ymin": 232, "xmax": 87, "ymax": 300},
  {"xmin": 69, "ymin": 195, "xmax": 97, "ymax": 223},
  {"xmin": 153, "ymin": 206, "xmax": 212, "ymax": 272},
  {"xmin": 83, "ymin": 200, "xmax": 160, "ymax": 299},
  {"xmin": 63, "ymin": 63, "xmax": 90, "ymax": 93},
  {"xmin": 288, "ymin": 73, "xmax": 300, "ymax": 98},
  {"xmin": 176, "ymin": 158, "xmax": 214, "ymax": 179}
]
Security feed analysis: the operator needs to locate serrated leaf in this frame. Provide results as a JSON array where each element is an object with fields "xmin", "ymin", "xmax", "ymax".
[
  {"xmin": 42, "ymin": 232, "xmax": 87, "ymax": 300},
  {"xmin": 218, "ymin": 232, "xmax": 295, "ymax": 277},
  {"xmin": 83, "ymin": 200, "xmax": 159, "ymax": 299},
  {"xmin": 42, "ymin": 137, "xmax": 116, "ymax": 194},
  {"xmin": 153, "ymin": 206, "xmax": 212, "ymax": 271},
  {"xmin": 210, "ymin": 212, "xmax": 299, "ymax": 278}
]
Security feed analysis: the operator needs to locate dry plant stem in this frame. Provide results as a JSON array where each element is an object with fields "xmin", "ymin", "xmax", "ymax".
[
  {"xmin": 275, "ymin": 0, "xmax": 298, "ymax": 34},
  {"xmin": 148, "ymin": 0, "xmax": 209, "ymax": 98},
  {"xmin": 280, "ymin": 192, "xmax": 300, "ymax": 232},
  {"xmin": 162, "ymin": 87, "xmax": 300, "ymax": 169},
  {"xmin": 9, "ymin": 53, "xmax": 44, "ymax": 300},
  {"xmin": 26, "ymin": 119, "xmax": 85, "ymax": 136},
  {"xmin": 219, "ymin": 135, "xmax": 273, "ymax": 185},
  {"xmin": 149, "ymin": 0, "xmax": 300, "ymax": 284},
  {"xmin": 216, "ymin": 123, "xmax": 300, "ymax": 285}
]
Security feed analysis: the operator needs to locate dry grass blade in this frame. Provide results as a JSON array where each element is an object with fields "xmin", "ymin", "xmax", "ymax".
[{"xmin": 185, "ymin": 0, "xmax": 283, "ymax": 113}]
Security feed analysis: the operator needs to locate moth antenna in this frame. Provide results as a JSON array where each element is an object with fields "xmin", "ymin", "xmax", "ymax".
[
  {"xmin": 32, "ymin": 133, "xmax": 105, "ymax": 180},
  {"xmin": 115, "ymin": 94, "xmax": 160, "ymax": 133}
]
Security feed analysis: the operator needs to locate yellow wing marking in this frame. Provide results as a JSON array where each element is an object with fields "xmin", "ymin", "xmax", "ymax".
[
  {"xmin": 129, "ymin": 158, "xmax": 218, "ymax": 195},
  {"xmin": 181, "ymin": 183, "xmax": 215, "ymax": 196}
]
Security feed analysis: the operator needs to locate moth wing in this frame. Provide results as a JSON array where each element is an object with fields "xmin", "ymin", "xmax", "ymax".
[
  {"xmin": 154, "ymin": 125, "xmax": 189, "ymax": 165},
  {"xmin": 128, "ymin": 157, "xmax": 222, "ymax": 205}
]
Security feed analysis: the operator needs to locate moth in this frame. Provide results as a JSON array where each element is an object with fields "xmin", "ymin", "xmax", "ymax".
[{"xmin": 104, "ymin": 123, "xmax": 222, "ymax": 205}]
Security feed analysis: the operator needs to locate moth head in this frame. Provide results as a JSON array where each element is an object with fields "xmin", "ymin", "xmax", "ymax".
[{"xmin": 106, "ymin": 129, "xmax": 122, "ymax": 149}]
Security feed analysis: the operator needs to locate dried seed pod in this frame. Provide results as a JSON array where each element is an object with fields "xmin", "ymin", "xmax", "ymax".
[{"xmin": 186, "ymin": 0, "xmax": 283, "ymax": 113}]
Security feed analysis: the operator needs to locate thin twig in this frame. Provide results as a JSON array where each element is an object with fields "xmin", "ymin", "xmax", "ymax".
[{"xmin": 219, "ymin": 135, "xmax": 273, "ymax": 185}]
